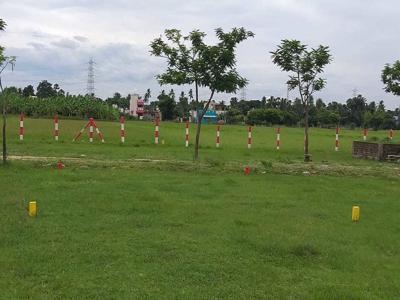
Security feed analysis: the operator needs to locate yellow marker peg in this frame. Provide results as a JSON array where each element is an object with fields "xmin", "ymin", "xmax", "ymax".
[
  {"xmin": 352, "ymin": 206, "xmax": 360, "ymax": 222},
  {"xmin": 161, "ymin": 139, "xmax": 165, "ymax": 145},
  {"xmin": 28, "ymin": 201, "xmax": 37, "ymax": 217}
]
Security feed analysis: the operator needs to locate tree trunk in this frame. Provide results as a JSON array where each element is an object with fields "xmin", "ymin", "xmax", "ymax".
[
  {"xmin": 2, "ymin": 103, "xmax": 6, "ymax": 164},
  {"xmin": 0, "ymin": 80, "xmax": 6, "ymax": 165},
  {"xmin": 304, "ymin": 104, "xmax": 310, "ymax": 162},
  {"xmin": 194, "ymin": 89, "xmax": 215, "ymax": 160},
  {"xmin": 195, "ymin": 80, "xmax": 199, "ymax": 107}
]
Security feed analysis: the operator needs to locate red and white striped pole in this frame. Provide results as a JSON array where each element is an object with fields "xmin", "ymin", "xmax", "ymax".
[
  {"xmin": 73, "ymin": 121, "xmax": 90, "ymax": 142},
  {"xmin": 389, "ymin": 129, "xmax": 394, "ymax": 140},
  {"xmin": 19, "ymin": 112, "xmax": 24, "ymax": 141},
  {"xmin": 185, "ymin": 121, "xmax": 189, "ymax": 147},
  {"xmin": 154, "ymin": 117, "xmax": 159, "ymax": 144},
  {"xmin": 54, "ymin": 115, "xmax": 59, "ymax": 141},
  {"xmin": 335, "ymin": 127, "xmax": 340, "ymax": 151},
  {"xmin": 276, "ymin": 127, "xmax": 281, "ymax": 150},
  {"xmin": 216, "ymin": 125, "xmax": 220, "ymax": 148},
  {"xmin": 120, "ymin": 116, "xmax": 125, "ymax": 143},
  {"xmin": 363, "ymin": 128, "xmax": 367, "ymax": 141},
  {"xmin": 89, "ymin": 118, "xmax": 94, "ymax": 143},
  {"xmin": 94, "ymin": 123, "xmax": 105, "ymax": 143},
  {"xmin": 247, "ymin": 126, "xmax": 252, "ymax": 149}
]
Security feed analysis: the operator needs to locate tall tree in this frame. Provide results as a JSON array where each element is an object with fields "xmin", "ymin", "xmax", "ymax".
[
  {"xmin": 144, "ymin": 88, "xmax": 151, "ymax": 103},
  {"xmin": 271, "ymin": 40, "xmax": 331, "ymax": 161},
  {"xmin": 151, "ymin": 27, "xmax": 254, "ymax": 159},
  {"xmin": 177, "ymin": 91, "xmax": 189, "ymax": 118},
  {"xmin": 0, "ymin": 18, "xmax": 16, "ymax": 164},
  {"xmin": 36, "ymin": 80, "xmax": 56, "ymax": 98},
  {"xmin": 105, "ymin": 92, "xmax": 129, "ymax": 110},
  {"xmin": 157, "ymin": 89, "xmax": 176, "ymax": 120},
  {"xmin": 346, "ymin": 95, "xmax": 366, "ymax": 126},
  {"xmin": 22, "ymin": 84, "xmax": 35, "ymax": 97},
  {"xmin": 53, "ymin": 83, "xmax": 65, "ymax": 97}
]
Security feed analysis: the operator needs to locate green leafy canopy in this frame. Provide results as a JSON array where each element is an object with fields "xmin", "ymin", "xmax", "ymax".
[
  {"xmin": 382, "ymin": 60, "xmax": 400, "ymax": 96},
  {"xmin": 271, "ymin": 39, "xmax": 332, "ymax": 102},
  {"xmin": 150, "ymin": 27, "xmax": 254, "ymax": 94}
]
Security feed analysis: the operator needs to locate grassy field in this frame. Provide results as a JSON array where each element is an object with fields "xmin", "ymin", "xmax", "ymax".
[
  {"xmin": 1, "ymin": 116, "xmax": 400, "ymax": 299},
  {"xmin": 2, "ymin": 115, "xmax": 398, "ymax": 164}
]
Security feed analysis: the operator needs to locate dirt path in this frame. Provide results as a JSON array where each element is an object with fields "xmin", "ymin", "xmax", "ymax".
[
  {"xmin": 8, "ymin": 155, "xmax": 170, "ymax": 163},
  {"xmin": 6, "ymin": 154, "xmax": 400, "ymax": 178}
]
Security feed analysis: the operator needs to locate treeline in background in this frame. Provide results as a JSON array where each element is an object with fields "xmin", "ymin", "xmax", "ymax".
[{"xmin": 2, "ymin": 80, "xmax": 399, "ymax": 130}]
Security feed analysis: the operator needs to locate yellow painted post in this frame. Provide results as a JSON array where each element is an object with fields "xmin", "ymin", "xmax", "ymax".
[
  {"xmin": 28, "ymin": 201, "xmax": 37, "ymax": 217},
  {"xmin": 352, "ymin": 206, "xmax": 360, "ymax": 222}
]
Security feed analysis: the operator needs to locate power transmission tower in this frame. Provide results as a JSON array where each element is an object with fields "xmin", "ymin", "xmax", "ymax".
[
  {"xmin": 286, "ymin": 83, "xmax": 290, "ymax": 100},
  {"xmin": 86, "ymin": 57, "xmax": 95, "ymax": 97},
  {"xmin": 240, "ymin": 87, "xmax": 246, "ymax": 101}
]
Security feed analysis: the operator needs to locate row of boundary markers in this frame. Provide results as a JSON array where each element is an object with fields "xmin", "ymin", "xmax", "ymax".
[{"xmin": 15, "ymin": 113, "xmax": 396, "ymax": 150}]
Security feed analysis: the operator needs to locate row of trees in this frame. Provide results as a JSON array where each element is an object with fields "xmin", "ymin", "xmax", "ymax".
[
  {"xmin": 6, "ymin": 93, "xmax": 119, "ymax": 120},
  {"xmin": 230, "ymin": 95, "xmax": 398, "ymax": 130},
  {"xmin": 146, "ymin": 89, "xmax": 398, "ymax": 131},
  {"xmin": 6, "ymin": 81, "xmax": 65, "ymax": 98},
  {"xmin": 8, "ymin": 80, "xmax": 398, "ymax": 130}
]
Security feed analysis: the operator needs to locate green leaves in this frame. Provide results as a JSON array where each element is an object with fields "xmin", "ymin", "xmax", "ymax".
[
  {"xmin": 0, "ymin": 19, "xmax": 5, "ymax": 31},
  {"xmin": 150, "ymin": 27, "xmax": 254, "ymax": 94},
  {"xmin": 157, "ymin": 89, "xmax": 176, "ymax": 120},
  {"xmin": 271, "ymin": 40, "xmax": 306, "ymax": 72},
  {"xmin": 382, "ymin": 60, "xmax": 400, "ymax": 96},
  {"xmin": 150, "ymin": 29, "xmax": 200, "ymax": 87},
  {"xmin": 271, "ymin": 39, "xmax": 331, "ymax": 103}
]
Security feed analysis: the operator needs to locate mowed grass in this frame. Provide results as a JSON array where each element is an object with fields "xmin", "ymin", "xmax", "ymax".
[
  {"xmin": 1, "ymin": 163, "xmax": 400, "ymax": 298},
  {"xmin": 1, "ymin": 117, "xmax": 400, "ymax": 298},
  {"xmin": 2, "ymin": 115, "xmax": 398, "ymax": 164}
]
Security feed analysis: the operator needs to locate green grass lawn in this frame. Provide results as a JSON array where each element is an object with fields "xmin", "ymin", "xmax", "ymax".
[
  {"xmin": 1, "ymin": 116, "xmax": 400, "ymax": 298},
  {"xmin": 1, "ymin": 163, "xmax": 400, "ymax": 299}
]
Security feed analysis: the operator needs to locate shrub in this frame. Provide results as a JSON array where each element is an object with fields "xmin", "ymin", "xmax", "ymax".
[{"xmin": 246, "ymin": 108, "xmax": 283, "ymax": 125}]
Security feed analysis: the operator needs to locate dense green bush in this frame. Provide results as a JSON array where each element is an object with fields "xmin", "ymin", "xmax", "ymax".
[
  {"xmin": 315, "ymin": 110, "xmax": 340, "ymax": 127},
  {"xmin": 4, "ymin": 94, "xmax": 119, "ymax": 120},
  {"xmin": 246, "ymin": 108, "xmax": 284, "ymax": 125},
  {"xmin": 364, "ymin": 111, "xmax": 396, "ymax": 130},
  {"xmin": 225, "ymin": 108, "xmax": 244, "ymax": 124}
]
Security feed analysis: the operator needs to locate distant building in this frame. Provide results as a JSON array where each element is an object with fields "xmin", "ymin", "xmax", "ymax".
[
  {"xmin": 190, "ymin": 109, "xmax": 217, "ymax": 124},
  {"xmin": 189, "ymin": 100, "xmax": 227, "ymax": 124},
  {"xmin": 212, "ymin": 100, "xmax": 227, "ymax": 116},
  {"xmin": 129, "ymin": 94, "xmax": 144, "ymax": 118}
]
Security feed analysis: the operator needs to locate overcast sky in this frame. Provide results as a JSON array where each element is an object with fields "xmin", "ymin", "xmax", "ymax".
[{"xmin": 1, "ymin": 0, "xmax": 400, "ymax": 108}]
